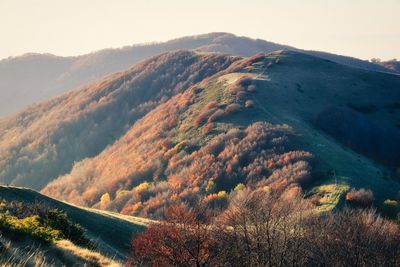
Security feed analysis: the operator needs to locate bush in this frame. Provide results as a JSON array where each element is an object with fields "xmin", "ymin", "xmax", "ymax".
[
  {"xmin": 0, "ymin": 200, "xmax": 92, "ymax": 247},
  {"xmin": 207, "ymin": 109, "xmax": 225, "ymax": 123},
  {"xmin": 245, "ymin": 100, "xmax": 254, "ymax": 108},
  {"xmin": 345, "ymin": 188, "xmax": 374, "ymax": 207},
  {"xmin": 130, "ymin": 193, "xmax": 400, "ymax": 267},
  {"xmin": 195, "ymin": 110, "xmax": 212, "ymax": 126},
  {"xmin": 0, "ymin": 214, "xmax": 60, "ymax": 243},
  {"xmin": 235, "ymin": 77, "xmax": 252, "ymax": 87},
  {"xmin": 225, "ymin": 103, "xmax": 241, "ymax": 114},
  {"xmin": 382, "ymin": 199, "xmax": 400, "ymax": 219},
  {"xmin": 247, "ymin": 85, "xmax": 256, "ymax": 93},
  {"xmin": 43, "ymin": 209, "xmax": 93, "ymax": 248}
]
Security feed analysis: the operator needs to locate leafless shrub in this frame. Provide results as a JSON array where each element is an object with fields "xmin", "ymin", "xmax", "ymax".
[
  {"xmin": 247, "ymin": 85, "xmax": 256, "ymax": 93},
  {"xmin": 345, "ymin": 188, "xmax": 374, "ymax": 207},
  {"xmin": 236, "ymin": 91, "xmax": 247, "ymax": 101},
  {"xmin": 225, "ymin": 103, "xmax": 241, "ymax": 114},
  {"xmin": 245, "ymin": 100, "xmax": 254, "ymax": 108},
  {"xmin": 207, "ymin": 109, "xmax": 225, "ymax": 123}
]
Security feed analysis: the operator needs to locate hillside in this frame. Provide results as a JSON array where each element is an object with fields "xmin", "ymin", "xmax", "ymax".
[
  {"xmin": 0, "ymin": 32, "xmax": 396, "ymax": 117},
  {"xmin": 0, "ymin": 186, "xmax": 150, "ymax": 265},
  {"xmin": 0, "ymin": 51, "xmax": 237, "ymax": 189},
  {"xmin": 42, "ymin": 50, "xmax": 400, "ymax": 219}
]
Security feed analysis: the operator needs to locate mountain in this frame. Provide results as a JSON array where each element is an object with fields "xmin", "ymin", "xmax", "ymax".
[
  {"xmin": 0, "ymin": 185, "xmax": 151, "ymax": 265},
  {"xmin": 0, "ymin": 51, "xmax": 237, "ymax": 190},
  {"xmin": 38, "ymin": 50, "xmax": 400, "ymax": 219},
  {"xmin": 0, "ymin": 32, "xmax": 396, "ymax": 117}
]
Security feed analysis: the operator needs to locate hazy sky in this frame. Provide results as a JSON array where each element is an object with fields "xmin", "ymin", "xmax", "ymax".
[{"xmin": 1, "ymin": 0, "xmax": 399, "ymax": 60}]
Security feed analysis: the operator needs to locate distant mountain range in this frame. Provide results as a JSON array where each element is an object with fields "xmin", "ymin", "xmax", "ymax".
[{"xmin": 0, "ymin": 32, "xmax": 397, "ymax": 117}]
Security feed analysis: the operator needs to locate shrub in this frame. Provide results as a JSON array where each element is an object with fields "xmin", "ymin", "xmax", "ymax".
[
  {"xmin": 236, "ymin": 91, "xmax": 247, "ymax": 101},
  {"xmin": 130, "ymin": 204, "xmax": 217, "ymax": 266},
  {"xmin": 0, "ymin": 214, "xmax": 60, "ymax": 243},
  {"xmin": 135, "ymin": 182, "xmax": 151, "ymax": 194},
  {"xmin": 204, "ymin": 101, "xmax": 219, "ymax": 110},
  {"xmin": 235, "ymin": 77, "xmax": 252, "ymax": 87},
  {"xmin": 245, "ymin": 100, "xmax": 254, "ymax": 108},
  {"xmin": 247, "ymin": 85, "xmax": 256, "ymax": 93},
  {"xmin": 225, "ymin": 103, "xmax": 241, "ymax": 114},
  {"xmin": 100, "ymin": 193, "xmax": 111, "ymax": 209},
  {"xmin": 207, "ymin": 109, "xmax": 225, "ymax": 123},
  {"xmin": 382, "ymin": 199, "xmax": 400, "ymax": 218},
  {"xmin": 234, "ymin": 183, "xmax": 245, "ymax": 191},
  {"xmin": 229, "ymin": 86, "xmax": 242, "ymax": 95},
  {"xmin": 0, "ymin": 200, "xmax": 92, "ymax": 247},
  {"xmin": 345, "ymin": 188, "xmax": 374, "ymax": 207},
  {"xmin": 43, "ymin": 209, "xmax": 93, "ymax": 248},
  {"xmin": 194, "ymin": 112, "xmax": 209, "ymax": 125},
  {"xmin": 202, "ymin": 123, "xmax": 214, "ymax": 135}
]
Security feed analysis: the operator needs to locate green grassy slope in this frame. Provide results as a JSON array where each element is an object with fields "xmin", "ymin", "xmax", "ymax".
[
  {"xmin": 0, "ymin": 186, "xmax": 150, "ymax": 260},
  {"xmin": 215, "ymin": 50, "xmax": 400, "ymax": 204},
  {"xmin": 156, "ymin": 50, "xmax": 400, "ymax": 205}
]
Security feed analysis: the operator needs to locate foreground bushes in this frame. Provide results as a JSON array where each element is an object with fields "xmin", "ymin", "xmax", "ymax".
[
  {"xmin": 0, "ymin": 200, "xmax": 91, "ymax": 247},
  {"xmin": 130, "ymin": 189, "xmax": 400, "ymax": 267},
  {"xmin": 0, "ymin": 214, "xmax": 60, "ymax": 243}
]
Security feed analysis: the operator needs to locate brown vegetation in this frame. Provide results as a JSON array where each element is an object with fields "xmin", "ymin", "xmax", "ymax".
[
  {"xmin": 130, "ymin": 189, "xmax": 400, "ymax": 266},
  {"xmin": 43, "ymin": 105, "xmax": 313, "ymax": 219},
  {"xmin": 345, "ymin": 188, "xmax": 374, "ymax": 207}
]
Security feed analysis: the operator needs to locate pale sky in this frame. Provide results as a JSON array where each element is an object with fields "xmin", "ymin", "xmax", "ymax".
[{"xmin": 1, "ymin": 0, "xmax": 399, "ymax": 61}]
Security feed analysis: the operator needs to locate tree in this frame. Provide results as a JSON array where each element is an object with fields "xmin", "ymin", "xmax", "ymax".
[
  {"xmin": 213, "ymin": 188, "xmax": 312, "ymax": 266},
  {"xmin": 130, "ymin": 204, "xmax": 217, "ymax": 267}
]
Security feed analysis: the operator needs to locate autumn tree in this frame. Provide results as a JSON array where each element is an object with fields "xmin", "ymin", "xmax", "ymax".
[
  {"xmin": 130, "ymin": 204, "xmax": 218, "ymax": 267},
  {"xmin": 213, "ymin": 188, "xmax": 313, "ymax": 266}
]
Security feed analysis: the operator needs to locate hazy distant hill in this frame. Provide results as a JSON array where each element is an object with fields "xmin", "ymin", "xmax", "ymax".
[
  {"xmin": 37, "ymin": 50, "xmax": 400, "ymax": 219},
  {"xmin": 0, "ymin": 32, "xmax": 396, "ymax": 117}
]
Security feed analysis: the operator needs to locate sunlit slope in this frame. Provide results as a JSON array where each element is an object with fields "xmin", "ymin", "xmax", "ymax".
[{"xmin": 44, "ymin": 50, "xmax": 400, "ymax": 217}]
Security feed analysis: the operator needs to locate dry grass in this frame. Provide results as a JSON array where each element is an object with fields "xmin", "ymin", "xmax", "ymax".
[{"xmin": 55, "ymin": 239, "xmax": 122, "ymax": 267}]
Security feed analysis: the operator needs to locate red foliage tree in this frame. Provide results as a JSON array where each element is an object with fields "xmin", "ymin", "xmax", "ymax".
[{"xmin": 130, "ymin": 204, "xmax": 217, "ymax": 267}]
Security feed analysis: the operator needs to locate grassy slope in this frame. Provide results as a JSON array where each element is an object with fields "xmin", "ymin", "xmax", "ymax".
[
  {"xmin": 173, "ymin": 50, "xmax": 400, "ymax": 206},
  {"xmin": 212, "ymin": 51, "xmax": 400, "ymax": 205},
  {"xmin": 0, "ymin": 186, "xmax": 150, "ymax": 260}
]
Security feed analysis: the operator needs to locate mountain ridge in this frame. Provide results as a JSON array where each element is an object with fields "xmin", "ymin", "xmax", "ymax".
[{"xmin": 1, "ymin": 32, "xmax": 397, "ymax": 117}]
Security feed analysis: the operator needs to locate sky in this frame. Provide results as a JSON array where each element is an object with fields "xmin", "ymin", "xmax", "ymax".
[{"xmin": 1, "ymin": 0, "xmax": 399, "ymax": 61}]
